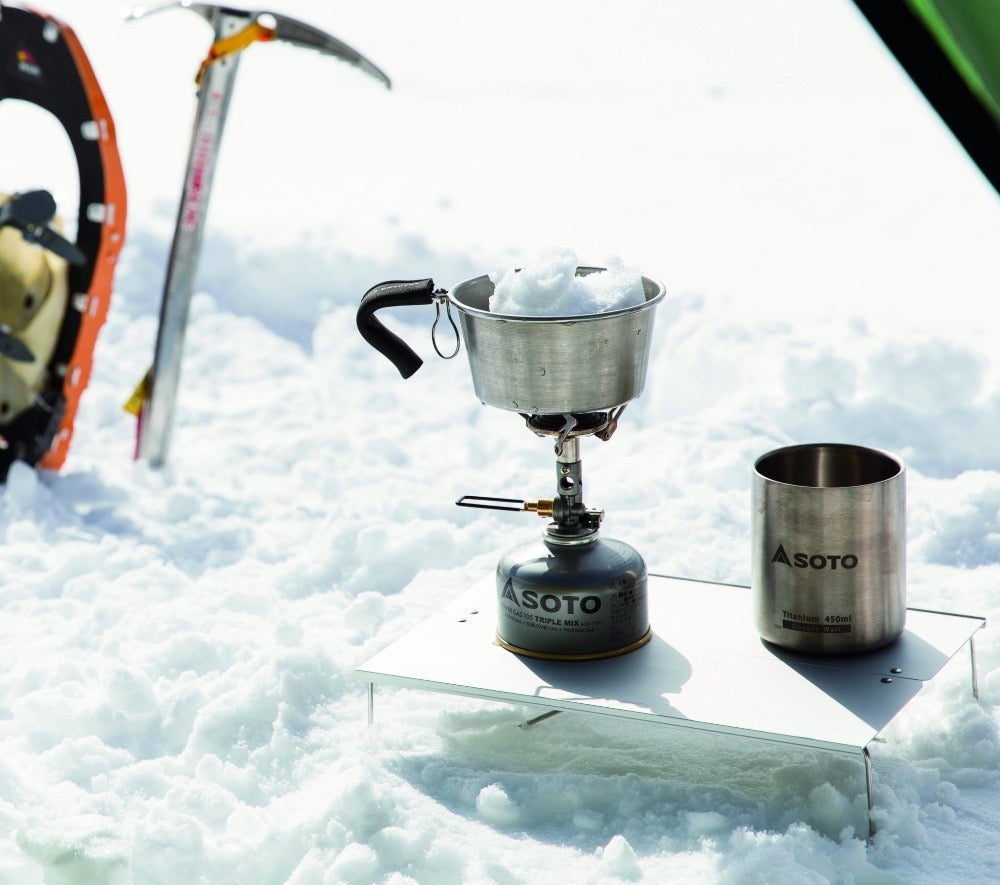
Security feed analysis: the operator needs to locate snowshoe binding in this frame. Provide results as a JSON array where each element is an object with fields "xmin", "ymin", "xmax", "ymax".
[{"xmin": 0, "ymin": 3, "xmax": 126, "ymax": 480}]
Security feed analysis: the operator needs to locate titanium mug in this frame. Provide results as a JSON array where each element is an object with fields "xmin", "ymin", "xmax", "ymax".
[{"xmin": 751, "ymin": 443, "xmax": 906, "ymax": 654}]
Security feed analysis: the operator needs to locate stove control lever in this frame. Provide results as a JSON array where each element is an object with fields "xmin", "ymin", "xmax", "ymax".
[{"xmin": 456, "ymin": 495, "xmax": 554, "ymax": 518}]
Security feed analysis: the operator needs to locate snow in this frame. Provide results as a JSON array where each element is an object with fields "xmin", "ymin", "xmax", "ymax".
[
  {"xmin": 3, "ymin": 0, "xmax": 1000, "ymax": 882},
  {"xmin": 488, "ymin": 250, "xmax": 646, "ymax": 316}
]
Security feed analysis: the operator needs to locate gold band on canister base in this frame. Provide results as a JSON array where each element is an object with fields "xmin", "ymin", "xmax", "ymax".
[{"xmin": 495, "ymin": 627, "xmax": 653, "ymax": 661}]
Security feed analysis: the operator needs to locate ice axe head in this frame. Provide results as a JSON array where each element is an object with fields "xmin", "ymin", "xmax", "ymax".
[{"xmin": 124, "ymin": 1, "xmax": 391, "ymax": 89}]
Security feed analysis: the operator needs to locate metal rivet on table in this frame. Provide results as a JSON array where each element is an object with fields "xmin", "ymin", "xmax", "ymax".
[
  {"xmin": 881, "ymin": 677, "xmax": 893, "ymax": 684},
  {"xmin": 890, "ymin": 667, "xmax": 903, "ymax": 674}
]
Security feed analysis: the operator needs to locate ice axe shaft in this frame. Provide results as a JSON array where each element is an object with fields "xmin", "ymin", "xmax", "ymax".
[
  {"xmin": 134, "ymin": 5, "xmax": 246, "ymax": 468},
  {"xmin": 128, "ymin": 2, "xmax": 389, "ymax": 467}
]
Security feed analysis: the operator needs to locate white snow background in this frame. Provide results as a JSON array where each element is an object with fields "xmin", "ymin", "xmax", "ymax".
[{"xmin": 3, "ymin": 0, "xmax": 1000, "ymax": 882}]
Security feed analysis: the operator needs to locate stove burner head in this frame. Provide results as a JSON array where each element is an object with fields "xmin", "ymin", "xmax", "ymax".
[
  {"xmin": 522, "ymin": 407, "xmax": 627, "ymax": 448},
  {"xmin": 525, "ymin": 411, "xmax": 610, "ymax": 435}
]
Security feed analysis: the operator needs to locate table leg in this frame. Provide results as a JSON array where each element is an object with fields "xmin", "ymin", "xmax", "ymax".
[
  {"xmin": 970, "ymin": 636, "xmax": 980, "ymax": 701},
  {"xmin": 863, "ymin": 745, "xmax": 875, "ymax": 840},
  {"xmin": 367, "ymin": 682, "xmax": 374, "ymax": 726},
  {"xmin": 519, "ymin": 709, "xmax": 561, "ymax": 729}
]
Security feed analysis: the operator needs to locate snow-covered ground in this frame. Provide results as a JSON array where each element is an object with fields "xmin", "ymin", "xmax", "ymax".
[{"xmin": 3, "ymin": 1, "xmax": 1000, "ymax": 882}]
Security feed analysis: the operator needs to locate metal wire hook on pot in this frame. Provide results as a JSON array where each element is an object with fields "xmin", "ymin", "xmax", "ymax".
[{"xmin": 431, "ymin": 292, "xmax": 460, "ymax": 359}]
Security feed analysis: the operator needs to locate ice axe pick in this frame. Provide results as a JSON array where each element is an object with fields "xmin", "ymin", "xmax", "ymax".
[{"xmin": 125, "ymin": 2, "xmax": 390, "ymax": 467}]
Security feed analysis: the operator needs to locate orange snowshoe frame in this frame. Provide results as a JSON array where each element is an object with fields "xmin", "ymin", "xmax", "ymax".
[{"xmin": 0, "ymin": 2, "xmax": 126, "ymax": 477}]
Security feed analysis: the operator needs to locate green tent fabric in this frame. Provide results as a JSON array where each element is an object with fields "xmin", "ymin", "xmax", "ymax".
[{"xmin": 854, "ymin": 0, "xmax": 1000, "ymax": 195}]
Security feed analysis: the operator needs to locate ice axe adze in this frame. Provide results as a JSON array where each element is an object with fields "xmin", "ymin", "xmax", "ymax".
[{"xmin": 125, "ymin": 1, "xmax": 390, "ymax": 467}]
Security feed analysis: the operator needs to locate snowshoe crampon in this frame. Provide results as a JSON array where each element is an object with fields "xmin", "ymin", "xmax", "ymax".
[{"xmin": 0, "ymin": 3, "xmax": 126, "ymax": 480}]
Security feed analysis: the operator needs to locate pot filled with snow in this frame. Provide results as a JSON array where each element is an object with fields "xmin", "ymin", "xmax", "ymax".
[{"xmin": 357, "ymin": 252, "xmax": 665, "ymax": 415}]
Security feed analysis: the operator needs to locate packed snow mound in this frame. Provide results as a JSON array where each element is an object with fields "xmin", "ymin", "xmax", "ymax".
[{"xmin": 488, "ymin": 248, "xmax": 646, "ymax": 316}]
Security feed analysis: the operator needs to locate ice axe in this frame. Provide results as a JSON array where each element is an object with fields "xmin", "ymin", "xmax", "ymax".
[{"xmin": 125, "ymin": 2, "xmax": 390, "ymax": 467}]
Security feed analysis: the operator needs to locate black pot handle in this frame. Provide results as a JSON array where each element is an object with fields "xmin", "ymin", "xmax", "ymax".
[{"xmin": 356, "ymin": 278, "xmax": 437, "ymax": 378}]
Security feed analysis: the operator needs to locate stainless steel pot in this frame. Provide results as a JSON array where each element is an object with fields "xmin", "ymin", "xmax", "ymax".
[
  {"xmin": 751, "ymin": 443, "xmax": 906, "ymax": 654},
  {"xmin": 356, "ymin": 267, "xmax": 665, "ymax": 415}
]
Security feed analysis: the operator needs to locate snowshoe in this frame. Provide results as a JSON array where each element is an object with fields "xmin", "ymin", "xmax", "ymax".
[{"xmin": 0, "ymin": 3, "xmax": 127, "ymax": 481}]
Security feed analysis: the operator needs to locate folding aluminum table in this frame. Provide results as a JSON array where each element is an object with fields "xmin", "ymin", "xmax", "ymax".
[{"xmin": 357, "ymin": 574, "xmax": 985, "ymax": 836}]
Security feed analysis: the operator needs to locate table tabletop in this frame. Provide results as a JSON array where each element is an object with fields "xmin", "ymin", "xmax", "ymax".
[{"xmin": 357, "ymin": 574, "xmax": 985, "ymax": 755}]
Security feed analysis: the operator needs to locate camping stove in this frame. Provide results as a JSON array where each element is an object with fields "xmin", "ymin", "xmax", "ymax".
[
  {"xmin": 459, "ymin": 410, "xmax": 649, "ymax": 660},
  {"xmin": 356, "ymin": 266, "xmax": 665, "ymax": 661}
]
